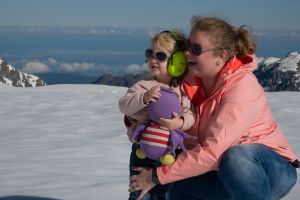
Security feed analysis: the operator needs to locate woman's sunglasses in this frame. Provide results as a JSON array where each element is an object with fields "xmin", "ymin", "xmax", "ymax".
[
  {"xmin": 145, "ymin": 49, "xmax": 170, "ymax": 62},
  {"xmin": 185, "ymin": 39, "xmax": 215, "ymax": 56}
]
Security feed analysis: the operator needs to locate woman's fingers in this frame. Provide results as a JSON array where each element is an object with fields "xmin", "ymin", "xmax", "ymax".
[
  {"xmin": 137, "ymin": 189, "xmax": 149, "ymax": 200},
  {"xmin": 132, "ymin": 166, "xmax": 143, "ymax": 172},
  {"xmin": 128, "ymin": 167, "xmax": 156, "ymax": 200},
  {"xmin": 128, "ymin": 180, "xmax": 140, "ymax": 192}
]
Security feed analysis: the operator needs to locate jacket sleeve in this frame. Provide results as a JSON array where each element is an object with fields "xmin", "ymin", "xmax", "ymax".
[
  {"xmin": 180, "ymin": 92, "xmax": 195, "ymax": 131},
  {"xmin": 157, "ymin": 73, "xmax": 266, "ymax": 184},
  {"xmin": 118, "ymin": 81, "xmax": 148, "ymax": 115}
]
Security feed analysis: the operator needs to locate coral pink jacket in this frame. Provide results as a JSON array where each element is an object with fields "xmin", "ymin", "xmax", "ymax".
[{"xmin": 157, "ymin": 55, "xmax": 298, "ymax": 184}]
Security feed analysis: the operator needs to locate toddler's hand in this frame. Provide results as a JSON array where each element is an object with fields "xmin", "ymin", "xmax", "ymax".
[
  {"xmin": 158, "ymin": 112, "xmax": 184, "ymax": 131},
  {"xmin": 143, "ymin": 86, "xmax": 161, "ymax": 104}
]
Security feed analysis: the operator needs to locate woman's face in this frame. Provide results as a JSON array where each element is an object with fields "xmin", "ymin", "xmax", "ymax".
[
  {"xmin": 186, "ymin": 30, "xmax": 224, "ymax": 79},
  {"xmin": 146, "ymin": 44, "xmax": 172, "ymax": 83}
]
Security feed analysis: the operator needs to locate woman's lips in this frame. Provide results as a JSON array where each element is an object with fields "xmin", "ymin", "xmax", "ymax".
[{"xmin": 188, "ymin": 61, "xmax": 197, "ymax": 67}]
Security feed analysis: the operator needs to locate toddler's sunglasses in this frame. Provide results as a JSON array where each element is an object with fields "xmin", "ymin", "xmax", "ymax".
[{"xmin": 145, "ymin": 49, "xmax": 170, "ymax": 62}]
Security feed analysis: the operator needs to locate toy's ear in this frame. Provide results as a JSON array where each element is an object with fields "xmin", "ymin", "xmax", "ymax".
[{"xmin": 131, "ymin": 124, "xmax": 147, "ymax": 142}]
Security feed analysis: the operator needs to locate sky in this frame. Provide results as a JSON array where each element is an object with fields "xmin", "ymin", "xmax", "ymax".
[
  {"xmin": 0, "ymin": 0, "xmax": 299, "ymax": 79},
  {"xmin": 0, "ymin": 83, "xmax": 299, "ymax": 199},
  {"xmin": 0, "ymin": 0, "xmax": 300, "ymax": 29}
]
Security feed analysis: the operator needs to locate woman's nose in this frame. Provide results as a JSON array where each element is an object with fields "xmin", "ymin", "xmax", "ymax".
[{"xmin": 184, "ymin": 48, "xmax": 192, "ymax": 58}]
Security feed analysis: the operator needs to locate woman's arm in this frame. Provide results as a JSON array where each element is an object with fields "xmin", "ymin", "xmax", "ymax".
[{"xmin": 179, "ymin": 93, "xmax": 196, "ymax": 131}]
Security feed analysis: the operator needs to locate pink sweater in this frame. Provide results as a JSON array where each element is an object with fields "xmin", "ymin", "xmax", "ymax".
[{"xmin": 119, "ymin": 79, "xmax": 195, "ymax": 133}]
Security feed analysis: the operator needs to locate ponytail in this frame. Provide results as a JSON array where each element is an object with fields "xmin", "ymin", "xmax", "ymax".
[{"xmin": 235, "ymin": 26, "xmax": 256, "ymax": 57}]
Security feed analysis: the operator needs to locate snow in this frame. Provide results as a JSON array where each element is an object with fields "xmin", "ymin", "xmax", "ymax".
[
  {"xmin": 1, "ymin": 76, "xmax": 13, "ymax": 86},
  {"xmin": 256, "ymin": 52, "xmax": 300, "ymax": 72},
  {"xmin": 278, "ymin": 52, "xmax": 300, "ymax": 72},
  {"xmin": 22, "ymin": 72, "xmax": 41, "ymax": 87},
  {"xmin": 7, "ymin": 64, "xmax": 14, "ymax": 72},
  {"xmin": 257, "ymin": 56, "xmax": 280, "ymax": 66},
  {"xmin": 0, "ymin": 84, "xmax": 299, "ymax": 200}
]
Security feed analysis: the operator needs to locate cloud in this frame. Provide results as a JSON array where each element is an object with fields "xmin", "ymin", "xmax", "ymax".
[
  {"xmin": 59, "ymin": 62, "xmax": 95, "ymax": 73},
  {"xmin": 22, "ymin": 61, "xmax": 50, "ymax": 73},
  {"xmin": 47, "ymin": 58, "xmax": 58, "ymax": 65},
  {"xmin": 20, "ymin": 58, "xmax": 149, "ymax": 76},
  {"xmin": 124, "ymin": 63, "xmax": 148, "ymax": 74},
  {"xmin": 0, "ymin": 26, "xmax": 152, "ymax": 36},
  {"xmin": 253, "ymin": 29, "xmax": 300, "ymax": 39}
]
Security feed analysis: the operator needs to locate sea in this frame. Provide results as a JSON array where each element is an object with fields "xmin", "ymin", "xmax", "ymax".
[{"xmin": 0, "ymin": 26, "xmax": 299, "ymax": 78}]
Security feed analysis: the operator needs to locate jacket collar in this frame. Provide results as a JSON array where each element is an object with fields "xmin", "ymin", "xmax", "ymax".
[{"xmin": 182, "ymin": 54, "xmax": 256, "ymax": 105}]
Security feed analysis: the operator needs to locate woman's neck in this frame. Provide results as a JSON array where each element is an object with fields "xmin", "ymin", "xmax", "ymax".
[{"xmin": 202, "ymin": 76, "xmax": 217, "ymax": 97}]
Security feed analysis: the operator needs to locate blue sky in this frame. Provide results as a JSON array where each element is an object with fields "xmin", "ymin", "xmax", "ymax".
[
  {"xmin": 0, "ymin": 0, "xmax": 299, "ymax": 29},
  {"xmin": 0, "ymin": 0, "xmax": 299, "ymax": 78}
]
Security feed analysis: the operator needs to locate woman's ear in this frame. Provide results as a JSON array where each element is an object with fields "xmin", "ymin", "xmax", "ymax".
[
  {"xmin": 220, "ymin": 50, "xmax": 228, "ymax": 62},
  {"xmin": 217, "ymin": 50, "xmax": 227, "ymax": 67}
]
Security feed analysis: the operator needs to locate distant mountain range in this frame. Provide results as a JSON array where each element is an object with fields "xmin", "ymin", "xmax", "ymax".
[
  {"xmin": 0, "ymin": 57, "xmax": 46, "ymax": 87},
  {"xmin": 94, "ymin": 52, "xmax": 300, "ymax": 91},
  {"xmin": 93, "ymin": 73, "xmax": 152, "ymax": 87},
  {"xmin": 255, "ymin": 52, "xmax": 300, "ymax": 91},
  {"xmin": 35, "ymin": 72, "xmax": 98, "ymax": 85},
  {"xmin": 1, "ymin": 52, "xmax": 299, "ymax": 91}
]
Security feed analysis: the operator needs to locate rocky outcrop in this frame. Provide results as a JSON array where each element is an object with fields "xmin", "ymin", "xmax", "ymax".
[
  {"xmin": 0, "ymin": 57, "xmax": 46, "ymax": 87},
  {"xmin": 255, "ymin": 52, "xmax": 300, "ymax": 91}
]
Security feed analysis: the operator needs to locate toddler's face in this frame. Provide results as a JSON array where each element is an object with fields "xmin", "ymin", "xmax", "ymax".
[{"xmin": 146, "ymin": 45, "xmax": 171, "ymax": 83}]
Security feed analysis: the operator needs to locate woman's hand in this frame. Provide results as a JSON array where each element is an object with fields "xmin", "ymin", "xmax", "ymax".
[
  {"xmin": 129, "ymin": 167, "xmax": 156, "ymax": 200},
  {"xmin": 143, "ymin": 86, "xmax": 161, "ymax": 104},
  {"xmin": 159, "ymin": 112, "xmax": 184, "ymax": 130}
]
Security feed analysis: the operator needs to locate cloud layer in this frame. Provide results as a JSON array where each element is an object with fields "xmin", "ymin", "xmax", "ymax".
[
  {"xmin": 22, "ymin": 61, "xmax": 50, "ymax": 73},
  {"xmin": 21, "ymin": 58, "xmax": 148, "ymax": 76}
]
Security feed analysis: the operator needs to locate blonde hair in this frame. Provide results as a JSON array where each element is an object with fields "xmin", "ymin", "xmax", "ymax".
[
  {"xmin": 191, "ymin": 16, "xmax": 256, "ymax": 62},
  {"xmin": 150, "ymin": 31, "xmax": 183, "ymax": 54}
]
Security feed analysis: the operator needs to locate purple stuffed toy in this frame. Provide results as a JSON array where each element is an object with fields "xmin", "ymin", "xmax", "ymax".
[{"xmin": 131, "ymin": 87, "xmax": 191, "ymax": 165}]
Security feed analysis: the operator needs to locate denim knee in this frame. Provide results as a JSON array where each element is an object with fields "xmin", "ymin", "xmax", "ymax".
[
  {"xmin": 218, "ymin": 144, "xmax": 297, "ymax": 200},
  {"xmin": 219, "ymin": 145, "xmax": 254, "ymax": 172}
]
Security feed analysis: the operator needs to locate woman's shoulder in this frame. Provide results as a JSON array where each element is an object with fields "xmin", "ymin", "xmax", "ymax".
[{"xmin": 224, "ymin": 71, "xmax": 265, "ymax": 103}]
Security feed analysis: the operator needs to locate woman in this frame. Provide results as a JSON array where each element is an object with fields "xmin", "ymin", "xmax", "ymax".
[{"xmin": 129, "ymin": 16, "xmax": 298, "ymax": 200}]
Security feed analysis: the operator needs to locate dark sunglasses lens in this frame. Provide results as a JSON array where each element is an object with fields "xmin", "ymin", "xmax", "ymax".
[
  {"xmin": 145, "ymin": 49, "xmax": 153, "ymax": 58},
  {"xmin": 156, "ymin": 52, "xmax": 168, "ymax": 61},
  {"xmin": 186, "ymin": 40, "xmax": 202, "ymax": 56},
  {"xmin": 191, "ymin": 43, "xmax": 202, "ymax": 56}
]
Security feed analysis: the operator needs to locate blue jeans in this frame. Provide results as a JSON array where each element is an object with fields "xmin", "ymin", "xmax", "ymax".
[
  {"xmin": 167, "ymin": 144, "xmax": 297, "ymax": 200},
  {"xmin": 129, "ymin": 144, "xmax": 168, "ymax": 200}
]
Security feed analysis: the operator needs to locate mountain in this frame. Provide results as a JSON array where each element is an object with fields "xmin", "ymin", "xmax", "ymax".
[
  {"xmin": 94, "ymin": 52, "xmax": 300, "ymax": 91},
  {"xmin": 93, "ymin": 72, "xmax": 152, "ymax": 87},
  {"xmin": 254, "ymin": 52, "xmax": 300, "ymax": 91},
  {"xmin": 0, "ymin": 57, "xmax": 46, "ymax": 87},
  {"xmin": 35, "ymin": 72, "xmax": 98, "ymax": 85}
]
